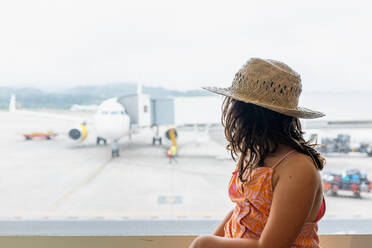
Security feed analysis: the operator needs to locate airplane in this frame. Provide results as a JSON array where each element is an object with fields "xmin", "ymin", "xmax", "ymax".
[
  {"xmin": 8, "ymin": 82, "xmax": 192, "ymax": 158},
  {"xmin": 10, "ymin": 94, "xmax": 131, "ymax": 158}
]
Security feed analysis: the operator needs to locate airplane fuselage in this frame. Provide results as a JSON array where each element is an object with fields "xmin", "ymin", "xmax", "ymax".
[{"xmin": 94, "ymin": 98, "xmax": 130, "ymax": 141}]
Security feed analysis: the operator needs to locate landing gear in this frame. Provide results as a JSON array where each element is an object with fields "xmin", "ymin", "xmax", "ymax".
[
  {"xmin": 152, "ymin": 125, "xmax": 162, "ymax": 145},
  {"xmin": 96, "ymin": 137, "xmax": 107, "ymax": 145},
  {"xmin": 111, "ymin": 149, "xmax": 120, "ymax": 157},
  {"xmin": 111, "ymin": 140, "xmax": 120, "ymax": 158},
  {"xmin": 152, "ymin": 137, "xmax": 162, "ymax": 145}
]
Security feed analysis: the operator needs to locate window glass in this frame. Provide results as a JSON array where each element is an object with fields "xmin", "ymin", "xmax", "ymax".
[{"xmin": 1, "ymin": 0, "xmax": 371, "ymax": 236}]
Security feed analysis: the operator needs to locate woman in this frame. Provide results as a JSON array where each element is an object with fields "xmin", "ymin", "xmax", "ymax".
[{"xmin": 189, "ymin": 58, "xmax": 326, "ymax": 248}]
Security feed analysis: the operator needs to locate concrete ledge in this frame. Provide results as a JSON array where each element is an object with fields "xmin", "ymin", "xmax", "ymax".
[
  {"xmin": 1, "ymin": 218, "xmax": 371, "ymax": 235},
  {"xmin": 319, "ymin": 235, "xmax": 372, "ymax": 248},
  {"xmin": 0, "ymin": 235, "xmax": 371, "ymax": 248}
]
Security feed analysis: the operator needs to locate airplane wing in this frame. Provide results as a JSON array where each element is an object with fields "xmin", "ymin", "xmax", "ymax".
[
  {"xmin": 12, "ymin": 109, "xmax": 93, "ymax": 124},
  {"xmin": 9, "ymin": 94, "xmax": 94, "ymax": 124}
]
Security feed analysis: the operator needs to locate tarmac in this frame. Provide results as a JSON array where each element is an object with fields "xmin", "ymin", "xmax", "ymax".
[{"xmin": 1, "ymin": 110, "xmax": 372, "ymax": 221}]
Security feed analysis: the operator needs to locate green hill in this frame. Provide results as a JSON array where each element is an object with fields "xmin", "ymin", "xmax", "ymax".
[{"xmin": 0, "ymin": 83, "xmax": 211, "ymax": 109}]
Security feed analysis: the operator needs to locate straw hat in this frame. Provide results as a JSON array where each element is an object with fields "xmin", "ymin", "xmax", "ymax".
[{"xmin": 203, "ymin": 58, "xmax": 325, "ymax": 119}]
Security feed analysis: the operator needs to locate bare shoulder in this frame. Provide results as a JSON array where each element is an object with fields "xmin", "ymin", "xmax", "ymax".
[
  {"xmin": 278, "ymin": 152, "xmax": 319, "ymax": 173},
  {"xmin": 261, "ymin": 152, "xmax": 322, "ymax": 247},
  {"xmin": 273, "ymin": 152, "xmax": 321, "ymax": 189}
]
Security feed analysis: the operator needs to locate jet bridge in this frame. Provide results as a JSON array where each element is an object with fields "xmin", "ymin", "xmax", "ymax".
[
  {"xmin": 118, "ymin": 93, "xmax": 152, "ymax": 127},
  {"xmin": 119, "ymin": 94, "xmax": 222, "ymax": 146},
  {"xmin": 119, "ymin": 95, "xmax": 222, "ymax": 127},
  {"xmin": 151, "ymin": 96, "xmax": 222, "ymax": 126}
]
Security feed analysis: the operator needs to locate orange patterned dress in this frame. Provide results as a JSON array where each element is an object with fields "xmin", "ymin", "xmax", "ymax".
[{"xmin": 224, "ymin": 151, "xmax": 325, "ymax": 248}]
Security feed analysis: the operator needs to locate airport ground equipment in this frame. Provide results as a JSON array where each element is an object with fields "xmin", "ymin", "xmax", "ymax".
[
  {"xmin": 322, "ymin": 169, "xmax": 371, "ymax": 198},
  {"xmin": 23, "ymin": 131, "xmax": 57, "ymax": 140},
  {"xmin": 110, "ymin": 140, "xmax": 120, "ymax": 157},
  {"xmin": 319, "ymin": 134, "xmax": 351, "ymax": 153},
  {"xmin": 317, "ymin": 133, "xmax": 372, "ymax": 156}
]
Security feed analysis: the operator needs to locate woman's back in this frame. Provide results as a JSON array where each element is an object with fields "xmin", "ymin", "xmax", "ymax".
[
  {"xmin": 269, "ymin": 149, "xmax": 325, "ymax": 224},
  {"xmin": 224, "ymin": 148, "xmax": 325, "ymax": 248}
]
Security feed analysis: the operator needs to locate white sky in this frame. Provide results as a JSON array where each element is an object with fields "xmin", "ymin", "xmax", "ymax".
[{"xmin": 0, "ymin": 0, "xmax": 371, "ymax": 91}]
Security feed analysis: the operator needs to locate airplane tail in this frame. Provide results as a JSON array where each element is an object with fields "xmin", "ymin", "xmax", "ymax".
[{"xmin": 9, "ymin": 94, "xmax": 16, "ymax": 112}]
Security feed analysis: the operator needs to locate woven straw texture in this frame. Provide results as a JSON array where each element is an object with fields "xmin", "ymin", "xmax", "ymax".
[{"xmin": 203, "ymin": 58, "xmax": 325, "ymax": 119}]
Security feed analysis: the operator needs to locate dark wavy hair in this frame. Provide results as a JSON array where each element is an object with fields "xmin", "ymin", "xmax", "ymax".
[{"xmin": 222, "ymin": 97, "xmax": 325, "ymax": 183}]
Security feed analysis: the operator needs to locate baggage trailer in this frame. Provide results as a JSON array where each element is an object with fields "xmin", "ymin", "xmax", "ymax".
[{"xmin": 322, "ymin": 169, "xmax": 371, "ymax": 198}]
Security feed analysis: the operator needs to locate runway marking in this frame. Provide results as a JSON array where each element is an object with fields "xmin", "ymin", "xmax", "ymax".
[
  {"xmin": 50, "ymin": 158, "xmax": 113, "ymax": 211},
  {"xmin": 157, "ymin": 195, "xmax": 183, "ymax": 205}
]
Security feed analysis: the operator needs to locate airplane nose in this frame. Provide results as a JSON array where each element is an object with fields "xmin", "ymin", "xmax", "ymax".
[{"xmin": 69, "ymin": 129, "xmax": 81, "ymax": 140}]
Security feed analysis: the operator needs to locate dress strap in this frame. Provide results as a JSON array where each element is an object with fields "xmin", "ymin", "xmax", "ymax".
[{"xmin": 271, "ymin": 150, "xmax": 297, "ymax": 170}]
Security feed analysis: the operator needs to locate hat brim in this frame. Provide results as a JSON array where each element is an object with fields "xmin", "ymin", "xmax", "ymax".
[{"xmin": 203, "ymin": 86, "xmax": 325, "ymax": 119}]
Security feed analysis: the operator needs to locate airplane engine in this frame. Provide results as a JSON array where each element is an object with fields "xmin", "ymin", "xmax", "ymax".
[
  {"xmin": 68, "ymin": 124, "xmax": 88, "ymax": 141},
  {"xmin": 165, "ymin": 128, "xmax": 178, "ymax": 148}
]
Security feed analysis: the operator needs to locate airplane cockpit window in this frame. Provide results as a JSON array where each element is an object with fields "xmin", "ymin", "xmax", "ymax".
[
  {"xmin": 2, "ymin": 0, "xmax": 372, "ymax": 239},
  {"xmin": 109, "ymin": 111, "xmax": 125, "ymax": 115}
]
